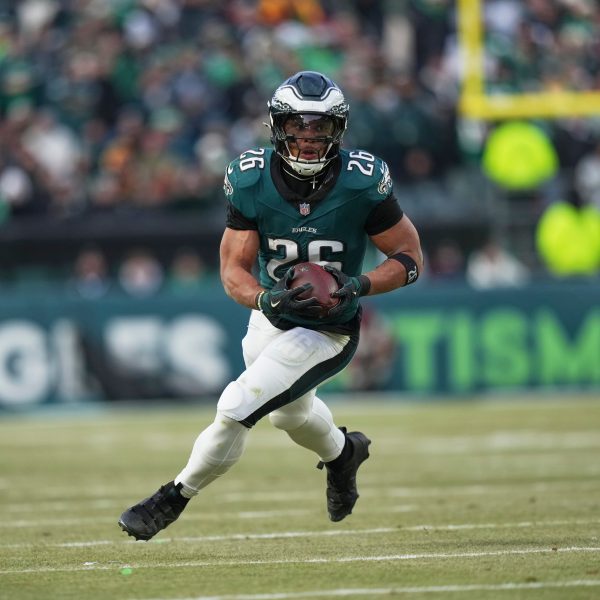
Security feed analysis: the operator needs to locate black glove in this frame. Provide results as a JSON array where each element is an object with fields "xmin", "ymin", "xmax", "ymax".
[
  {"xmin": 323, "ymin": 265, "xmax": 371, "ymax": 318},
  {"xmin": 257, "ymin": 267, "xmax": 322, "ymax": 318}
]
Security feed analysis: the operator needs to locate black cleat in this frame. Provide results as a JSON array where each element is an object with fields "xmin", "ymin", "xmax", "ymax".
[
  {"xmin": 118, "ymin": 481, "xmax": 189, "ymax": 541},
  {"xmin": 317, "ymin": 427, "xmax": 371, "ymax": 522}
]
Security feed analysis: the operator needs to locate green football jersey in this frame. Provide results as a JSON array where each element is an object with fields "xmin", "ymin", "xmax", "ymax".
[{"xmin": 224, "ymin": 147, "xmax": 394, "ymax": 326}]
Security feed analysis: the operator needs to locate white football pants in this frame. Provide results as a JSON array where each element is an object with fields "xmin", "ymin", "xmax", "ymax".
[{"xmin": 175, "ymin": 310, "xmax": 357, "ymax": 495}]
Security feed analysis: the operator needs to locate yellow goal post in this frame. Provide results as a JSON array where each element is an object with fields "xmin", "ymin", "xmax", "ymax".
[{"xmin": 457, "ymin": 0, "xmax": 600, "ymax": 119}]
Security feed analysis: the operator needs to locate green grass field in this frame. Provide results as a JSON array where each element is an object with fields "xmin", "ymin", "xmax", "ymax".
[{"xmin": 1, "ymin": 395, "xmax": 599, "ymax": 600}]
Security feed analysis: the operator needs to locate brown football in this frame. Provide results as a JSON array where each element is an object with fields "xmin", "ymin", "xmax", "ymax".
[{"xmin": 289, "ymin": 262, "xmax": 340, "ymax": 318}]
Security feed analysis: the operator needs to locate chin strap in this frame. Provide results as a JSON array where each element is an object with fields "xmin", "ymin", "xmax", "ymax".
[
  {"xmin": 281, "ymin": 163, "xmax": 327, "ymax": 189},
  {"xmin": 282, "ymin": 140, "xmax": 334, "ymax": 177}
]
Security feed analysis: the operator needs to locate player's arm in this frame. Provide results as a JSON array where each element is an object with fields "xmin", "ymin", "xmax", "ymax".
[
  {"xmin": 220, "ymin": 227, "xmax": 263, "ymax": 309},
  {"xmin": 325, "ymin": 211, "xmax": 423, "ymax": 310},
  {"xmin": 364, "ymin": 214, "xmax": 423, "ymax": 295},
  {"xmin": 220, "ymin": 227, "xmax": 320, "ymax": 317},
  {"xmin": 357, "ymin": 160, "xmax": 423, "ymax": 295},
  {"xmin": 220, "ymin": 161, "xmax": 317, "ymax": 315}
]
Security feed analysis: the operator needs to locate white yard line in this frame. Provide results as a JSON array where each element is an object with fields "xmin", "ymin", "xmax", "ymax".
[
  {"xmin": 3, "ymin": 499, "xmax": 123, "ymax": 513},
  {"xmin": 0, "ymin": 505, "xmax": 419, "ymax": 527},
  {"xmin": 1, "ymin": 518, "xmax": 598, "ymax": 549},
  {"xmin": 138, "ymin": 580, "xmax": 600, "ymax": 600},
  {"xmin": 0, "ymin": 509, "xmax": 314, "ymax": 529},
  {"xmin": 2, "ymin": 477, "xmax": 599, "ymax": 506},
  {"xmin": 1, "ymin": 546, "xmax": 599, "ymax": 575},
  {"xmin": 386, "ymin": 480, "xmax": 600, "ymax": 497},
  {"xmin": 409, "ymin": 431, "xmax": 600, "ymax": 453},
  {"xmin": 1, "ymin": 527, "xmax": 396, "ymax": 549}
]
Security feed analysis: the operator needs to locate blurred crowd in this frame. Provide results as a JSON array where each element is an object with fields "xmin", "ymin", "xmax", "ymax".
[
  {"xmin": 0, "ymin": 0, "xmax": 599, "ymax": 290},
  {"xmin": 484, "ymin": 0, "xmax": 600, "ymax": 95}
]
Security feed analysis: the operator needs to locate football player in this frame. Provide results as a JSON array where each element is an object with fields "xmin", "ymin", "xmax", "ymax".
[{"xmin": 118, "ymin": 71, "xmax": 423, "ymax": 540}]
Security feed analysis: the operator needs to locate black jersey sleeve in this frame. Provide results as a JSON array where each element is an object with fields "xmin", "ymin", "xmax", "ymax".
[
  {"xmin": 364, "ymin": 194, "xmax": 404, "ymax": 236},
  {"xmin": 226, "ymin": 202, "xmax": 258, "ymax": 230}
]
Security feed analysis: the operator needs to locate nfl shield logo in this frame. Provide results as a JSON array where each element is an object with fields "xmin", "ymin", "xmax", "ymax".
[{"xmin": 299, "ymin": 202, "xmax": 311, "ymax": 216}]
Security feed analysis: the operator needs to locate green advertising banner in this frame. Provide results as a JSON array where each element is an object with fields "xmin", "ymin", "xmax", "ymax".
[
  {"xmin": 360, "ymin": 282, "xmax": 600, "ymax": 394},
  {"xmin": 0, "ymin": 281, "xmax": 598, "ymax": 408}
]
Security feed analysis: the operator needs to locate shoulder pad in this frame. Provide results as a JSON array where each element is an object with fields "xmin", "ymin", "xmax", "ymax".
[
  {"xmin": 340, "ymin": 149, "xmax": 393, "ymax": 196},
  {"xmin": 226, "ymin": 148, "xmax": 271, "ymax": 189}
]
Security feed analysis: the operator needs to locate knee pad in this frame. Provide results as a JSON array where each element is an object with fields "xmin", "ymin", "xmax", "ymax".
[
  {"xmin": 217, "ymin": 381, "xmax": 244, "ymax": 421},
  {"xmin": 269, "ymin": 407, "xmax": 308, "ymax": 431},
  {"xmin": 272, "ymin": 395, "xmax": 344, "ymax": 462},
  {"xmin": 217, "ymin": 380, "xmax": 250, "ymax": 422},
  {"xmin": 269, "ymin": 391, "xmax": 314, "ymax": 431}
]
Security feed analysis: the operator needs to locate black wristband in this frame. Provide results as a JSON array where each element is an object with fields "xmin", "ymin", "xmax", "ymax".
[
  {"xmin": 389, "ymin": 253, "xmax": 419, "ymax": 285},
  {"xmin": 357, "ymin": 274, "xmax": 371, "ymax": 296}
]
